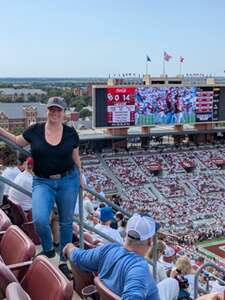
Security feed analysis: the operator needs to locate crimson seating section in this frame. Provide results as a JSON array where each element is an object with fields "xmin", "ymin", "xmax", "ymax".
[
  {"xmin": 0, "ymin": 225, "xmax": 35, "ymax": 280},
  {"xmin": 71, "ymin": 263, "xmax": 95, "ymax": 298},
  {"xmin": 7, "ymin": 198, "xmax": 40, "ymax": 245},
  {"xmin": 6, "ymin": 282, "xmax": 31, "ymax": 300},
  {"xmin": 0, "ymin": 208, "xmax": 11, "ymax": 231},
  {"xmin": 0, "ymin": 256, "xmax": 73, "ymax": 300},
  {"xmin": 94, "ymin": 277, "xmax": 121, "ymax": 300},
  {"xmin": 21, "ymin": 255, "xmax": 73, "ymax": 300}
]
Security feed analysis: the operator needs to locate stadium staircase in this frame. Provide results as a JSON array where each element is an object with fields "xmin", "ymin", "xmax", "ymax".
[{"xmin": 96, "ymin": 152, "xmax": 123, "ymax": 194}]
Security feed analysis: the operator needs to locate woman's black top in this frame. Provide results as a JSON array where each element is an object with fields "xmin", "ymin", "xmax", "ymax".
[{"xmin": 23, "ymin": 123, "xmax": 79, "ymax": 176}]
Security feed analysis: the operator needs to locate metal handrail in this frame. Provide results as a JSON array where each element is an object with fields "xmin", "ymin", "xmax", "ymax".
[
  {"xmin": 194, "ymin": 261, "xmax": 225, "ymax": 298},
  {"xmin": 0, "ymin": 174, "xmax": 154, "ymax": 264},
  {"xmin": 0, "ymin": 174, "xmax": 123, "ymax": 239},
  {"xmin": 0, "ymin": 175, "xmax": 31, "ymax": 197},
  {"xmin": 0, "ymin": 134, "xmax": 157, "ymax": 277}
]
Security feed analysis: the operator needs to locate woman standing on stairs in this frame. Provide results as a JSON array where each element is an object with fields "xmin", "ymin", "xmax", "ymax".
[{"xmin": 0, "ymin": 96, "xmax": 85, "ymax": 279}]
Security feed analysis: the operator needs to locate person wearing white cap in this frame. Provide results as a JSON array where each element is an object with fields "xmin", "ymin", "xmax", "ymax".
[
  {"xmin": 63, "ymin": 213, "xmax": 160, "ymax": 300},
  {"xmin": 8, "ymin": 157, "xmax": 34, "ymax": 211},
  {"xmin": 159, "ymin": 246, "xmax": 176, "ymax": 275}
]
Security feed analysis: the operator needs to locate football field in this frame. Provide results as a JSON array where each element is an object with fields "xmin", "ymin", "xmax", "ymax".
[{"xmin": 198, "ymin": 238, "xmax": 225, "ymax": 262}]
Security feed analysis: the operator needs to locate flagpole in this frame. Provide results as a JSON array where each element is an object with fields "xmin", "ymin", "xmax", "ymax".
[
  {"xmin": 179, "ymin": 62, "xmax": 181, "ymax": 76},
  {"xmin": 163, "ymin": 57, "xmax": 165, "ymax": 76},
  {"xmin": 146, "ymin": 61, "xmax": 148, "ymax": 75}
]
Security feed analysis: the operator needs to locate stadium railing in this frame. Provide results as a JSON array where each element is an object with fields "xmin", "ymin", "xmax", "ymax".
[
  {"xmin": 0, "ymin": 135, "xmax": 158, "ymax": 279},
  {"xmin": 194, "ymin": 261, "xmax": 225, "ymax": 298}
]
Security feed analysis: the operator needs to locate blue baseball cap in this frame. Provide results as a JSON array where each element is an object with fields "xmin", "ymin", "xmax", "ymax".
[{"xmin": 100, "ymin": 207, "xmax": 114, "ymax": 222}]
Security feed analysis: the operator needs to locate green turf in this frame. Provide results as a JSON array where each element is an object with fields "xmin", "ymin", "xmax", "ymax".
[{"xmin": 197, "ymin": 237, "xmax": 225, "ymax": 247}]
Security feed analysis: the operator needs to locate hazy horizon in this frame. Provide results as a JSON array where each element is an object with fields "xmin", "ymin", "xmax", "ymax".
[{"xmin": 0, "ymin": 0, "xmax": 225, "ymax": 77}]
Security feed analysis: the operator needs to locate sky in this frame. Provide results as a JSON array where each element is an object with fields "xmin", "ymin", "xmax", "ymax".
[{"xmin": 0, "ymin": 0, "xmax": 225, "ymax": 77}]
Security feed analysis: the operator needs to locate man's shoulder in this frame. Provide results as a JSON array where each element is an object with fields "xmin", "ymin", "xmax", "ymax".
[
  {"xmin": 15, "ymin": 171, "xmax": 32, "ymax": 183},
  {"xmin": 3, "ymin": 167, "xmax": 20, "ymax": 177}
]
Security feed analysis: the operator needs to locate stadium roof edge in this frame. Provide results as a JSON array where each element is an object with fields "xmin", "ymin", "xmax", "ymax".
[{"xmin": 78, "ymin": 127, "xmax": 225, "ymax": 141}]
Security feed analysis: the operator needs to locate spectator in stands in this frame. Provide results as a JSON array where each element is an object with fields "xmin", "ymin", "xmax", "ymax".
[
  {"xmin": 175, "ymin": 256, "xmax": 195, "ymax": 299},
  {"xmin": 116, "ymin": 211, "xmax": 124, "ymax": 227},
  {"xmin": 196, "ymin": 256, "xmax": 205, "ymax": 267},
  {"xmin": 118, "ymin": 219, "xmax": 127, "ymax": 239},
  {"xmin": 83, "ymin": 192, "xmax": 99, "ymax": 226},
  {"xmin": 93, "ymin": 183, "xmax": 105, "ymax": 209},
  {"xmin": 95, "ymin": 207, "xmax": 123, "ymax": 244},
  {"xmin": 160, "ymin": 246, "xmax": 176, "ymax": 275},
  {"xmin": 64, "ymin": 213, "xmax": 160, "ymax": 299},
  {"xmin": 0, "ymin": 145, "xmax": 27, "ymax": 204},
  {"xmin": 0, "ymin": 96, "xmax": 85, "ymax": 279},
  {"xmin": 147, "ymin": 239, "xmax": 167, "ymax": 283},
  {"xmin": 157, "ymin": 277, "xmax": 179, "ymax": 300},
  {"xmin": 211, "ymin": 274, "xmax": 225, "ymax": 293},
  {"xmin": 8, "ymin": 156, "xmax": 33, "ymax": 211}
]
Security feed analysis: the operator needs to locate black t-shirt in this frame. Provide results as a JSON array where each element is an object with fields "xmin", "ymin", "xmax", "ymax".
[{"xmin": 23, "ymin": 123, "xmax": 79, "ymax": 176}]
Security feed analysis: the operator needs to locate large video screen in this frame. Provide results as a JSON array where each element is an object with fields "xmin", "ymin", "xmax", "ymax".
[{"xmin": 94, "ymin": 86, "xmax": 225, "ymax": 128}]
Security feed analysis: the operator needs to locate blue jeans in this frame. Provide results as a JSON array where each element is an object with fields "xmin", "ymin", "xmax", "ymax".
[{"xmin": 32, "ymin": 168, "xmax": 80, "ymax": 260}]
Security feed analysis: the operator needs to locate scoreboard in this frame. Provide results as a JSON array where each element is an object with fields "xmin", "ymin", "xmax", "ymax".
[
  {"xmin": 106, "ymin": 87, "xmax": 136, "ymax": 126},
  {"xmin": 93, "ymin": 85, "xmax": 225, "ymax": 128}
]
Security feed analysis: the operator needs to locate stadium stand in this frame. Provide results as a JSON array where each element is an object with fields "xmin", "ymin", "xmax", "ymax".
[
  {"xmin": 2, "ymin": 135, "xmax": 225, "ymax": 298},
  {"xmin": 0, "ymin": 225, "xmax": 35, "ymax": 280}
]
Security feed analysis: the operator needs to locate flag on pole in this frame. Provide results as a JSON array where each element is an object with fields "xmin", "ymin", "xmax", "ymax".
[
  {"xmin": 180, "ymin": 56, "xmax": 184, "ymax": 63},
  {"xmin": 146, "ymin": 55, "xmax": 151, "ymax": 62},
  {"xmin": 164, "ymin": 51, "xmax": 172, "ymax": 61}
]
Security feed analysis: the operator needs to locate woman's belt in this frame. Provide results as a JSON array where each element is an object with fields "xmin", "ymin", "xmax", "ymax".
[{"xmin": 35, "ymin": 168, "xmax": 74, "ymax": 179}]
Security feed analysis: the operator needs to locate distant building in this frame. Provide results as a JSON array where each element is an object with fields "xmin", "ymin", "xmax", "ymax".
[
  {"xmin": 0, "ymin": 102, "xmax": 47, "ymax": 131},
  {"xmin": 0, "ymin": 102, "xmax": 78, "ymax": 131},
  {"xmin": 74, "ymin": 87, "xmax": 83, "ymax": 97},
  {"xmin": 0, "ymin": 88, "xmax": 47, "ymax": 100}
]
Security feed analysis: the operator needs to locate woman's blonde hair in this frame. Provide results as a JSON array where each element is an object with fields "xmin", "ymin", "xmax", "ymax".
[{"xmin": 176, "ymin": 256, "xmax": 192, "ymax": 275}]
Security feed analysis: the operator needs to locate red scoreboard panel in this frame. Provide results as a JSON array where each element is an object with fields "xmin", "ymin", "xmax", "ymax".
[{"xmin": 106, "ymin": 87, "xmax": 136, "ymax": 126}]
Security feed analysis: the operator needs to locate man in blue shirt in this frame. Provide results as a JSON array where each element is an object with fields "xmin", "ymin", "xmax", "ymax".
[{"xmin": 63, "ymin": 213, "xmax": 160, "ymax": 300}]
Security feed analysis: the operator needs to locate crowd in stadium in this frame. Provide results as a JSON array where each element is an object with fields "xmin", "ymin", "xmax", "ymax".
[{"xmin": 1, "ymin": 118, "xmax": 225, "ymax": 298}]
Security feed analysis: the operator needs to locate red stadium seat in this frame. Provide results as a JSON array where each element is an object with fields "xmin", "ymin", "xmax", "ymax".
[
  {"xmin": 21, "ymin": 255, "xmax": 73, "ymax": 300},
  {"xmin": 6, "ymin": 282, "xmax": 31, "ymax": 300},
  {"xmin": 0, "ymin": 225, "xmax": 35, "ymax": 280},
  {"xmin": 0, "ymin": 208, "xmax": 11, "ymax": 231},
  {"xmin": 94, "ymin": 277, "xmax": 120, "ymax": 300},
  {"xmin": 71, "ymin": 263, "xmax": 95, "ymax": 297},
  {"xmin": 7, "ymin": 198, "xmax": 40, "ymax": 245},
  {"xmin": 0, "ymin": 256, "xmax": 73, "ymax": 300}
]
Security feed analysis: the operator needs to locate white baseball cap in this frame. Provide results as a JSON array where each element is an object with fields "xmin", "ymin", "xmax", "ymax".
[
  {"xmin": 164, "ymin": 246, "xmax": 176, "ymax": 257},
  {"xmin": 126, "ymin": 213, "xmax": 157, "ymax": 241}
]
